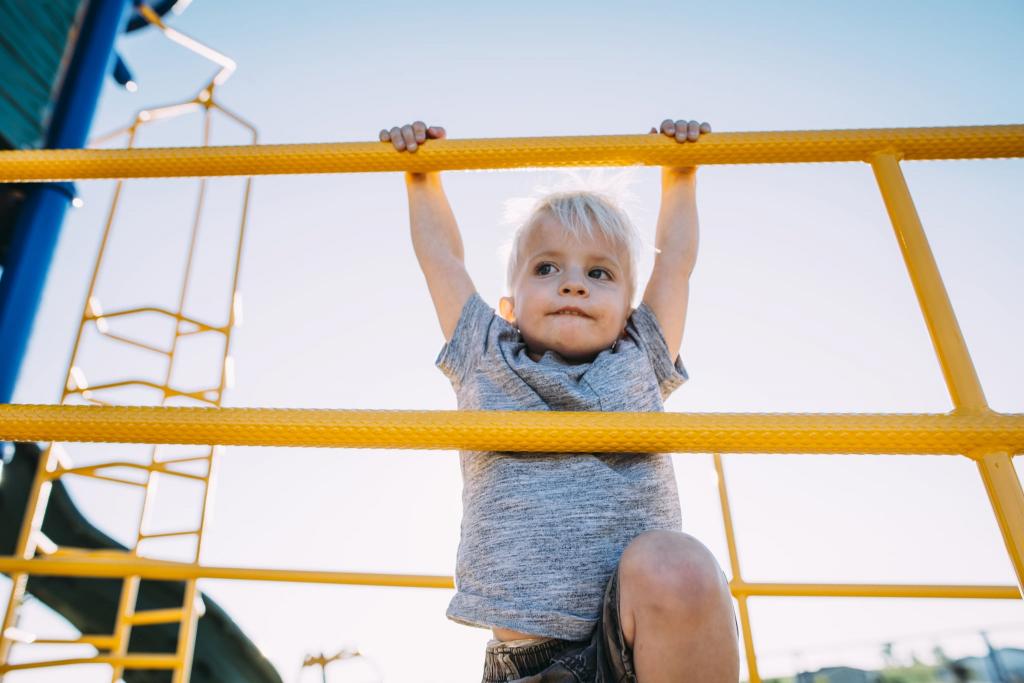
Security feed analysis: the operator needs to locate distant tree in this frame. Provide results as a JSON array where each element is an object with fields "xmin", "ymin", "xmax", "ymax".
[{"xmin": 881, "ymin": 642, "xmax": 901, "ymax": 670}]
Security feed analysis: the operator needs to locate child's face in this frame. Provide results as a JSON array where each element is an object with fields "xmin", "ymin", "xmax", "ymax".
[{"xmin": 500, "ymin": 213, "xmax": 632, "ymax": 363}]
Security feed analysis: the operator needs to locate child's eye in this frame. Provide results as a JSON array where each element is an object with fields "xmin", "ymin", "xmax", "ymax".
[
  {"xmin": 588, "ymin": 268, "xmax": 612, "ymax": 280},
  {"xmin": 535, "ymin": 263, "xmax": 557, "ymax": 276}
]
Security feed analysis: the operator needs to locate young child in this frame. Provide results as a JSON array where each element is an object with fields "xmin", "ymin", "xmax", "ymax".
[{"xmin": 380, "ymin": 119, "xmax": 740, "ymax": 682}]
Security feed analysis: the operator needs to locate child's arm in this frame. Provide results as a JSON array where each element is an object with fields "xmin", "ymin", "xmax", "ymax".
[
  {"xmin": 381, "ymin": 122, "xmax": 476, "ymax": 340},
  {"xmin": 641, "ymin": 118, "xmax": 711, "ymax": 362}
]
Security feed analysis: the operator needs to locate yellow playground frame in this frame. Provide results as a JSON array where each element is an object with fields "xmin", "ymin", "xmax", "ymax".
[{"xmin": 0, "ymin": 124, "xmax": 1022, "ymax": 682}]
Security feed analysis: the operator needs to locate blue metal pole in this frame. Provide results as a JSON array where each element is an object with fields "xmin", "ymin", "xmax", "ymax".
[{"xmin": 0, "ymin": 0, "xmax": 130, "ymax": 403}]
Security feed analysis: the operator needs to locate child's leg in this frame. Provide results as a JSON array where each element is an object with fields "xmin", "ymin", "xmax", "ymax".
[{"xmin": 617, "ymin": 530, "xmax": 740, "ymax": 683}]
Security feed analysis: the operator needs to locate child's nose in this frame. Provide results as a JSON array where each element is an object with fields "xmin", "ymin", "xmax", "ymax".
[{"xmin": 560, "ymin": 279, "xmax": 588, "ymax": 296}]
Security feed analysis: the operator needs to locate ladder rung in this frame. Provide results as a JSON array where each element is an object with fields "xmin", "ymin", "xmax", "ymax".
[
  {"xmin": 73, "ymin": 471, "xmax": 148, "ymax": 487},
  {"xmin": 48, "ymin": 547, "xmax": 135, "ymax": 560},
  {"xmin": 53, "ymin": 461, "xmax": 207, "ymax": 484},
  {"xmin": 96, "ymin": 329, "xmax": 171, "ymax": 356},
  {"xmin": 50, "ymin": 463, "xmax": 147, "ymax": 487},
  {"xmin": 29, "ymin": 634, "xmax": 116, "ymax": 649},
  {"xmin": 128, "ymin": 608, "xmax": 185, "ymax": 626},
  {"xmin": 152, "ymin": 462, "xmax": 207, "ymax": 481},
  {"xmin": 139, "ymin": 528, "xmax": 200, "ymax": 539},
  {"xmin": 0, "ymin": 653, "xmax": 179, "ymax": 672},
  {"xmin": 158, "ymin": 454, "xmax": 211, "ymax": 465}
]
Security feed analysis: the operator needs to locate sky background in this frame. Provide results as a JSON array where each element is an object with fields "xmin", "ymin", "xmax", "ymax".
[{"xmin": 2, "ymin": 0, "xmax": 1024, "ymax": 681}]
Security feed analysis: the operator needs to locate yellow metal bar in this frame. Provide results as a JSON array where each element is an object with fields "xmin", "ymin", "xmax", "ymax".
[
  {"xmin": 128, "ymin": 608, "xmax": 185, "ymax": 626},
  {"xmin": 173, "ymin": 585, "xmax": 200, "ymax": 683},
  {"xmin": 86, "ymin": 305, "xmax": 226, "ymax": 332},
  {"xmin": 29, "ymin": 635, "xmax": 116, "ymax": 649},
  {"xmin": 0, "ymin": 444, "xmax": 57, "ymax": 664},
  {"xmin": 0, "ymin": 19, "xmax": 258, "ymax": 683},
  {"xmin": 869, "ymin": 153, "xmax": 988, "ymax": 410},
  {"xmin": 0, "ymin": 557, "xmax": 1014, "ymax": 600},
  {"xmin": 94, "ymin": 329, "xmax": 170, "ymax": 355},
  {"xmin": 976, "ymin": 449, "xmax": 1024, "ymax": 594},
  {"xmin": 0, "ymin": 556, "xmax": 454, "ymax": 588},
  {"xmin": 732, "ymin": 581, "xmax": 1017, "ymax": 599},
  {"xmin": 734, "ymin": 596, "xmax": 759, "ymax": 683},
  {"xmin": 139, "ymin": 529, "xmax": 200, "ymax": 539},
  {"xmin": 0, "ymin": 404, "xmax": 1021, "ymax": 453},
  {"xmin": 54, "ymin": 460, "xmax": 208, "ymax": 480},
  {"xmin": 55, "ymin": 470, "xmax": 148, "ymax": 487},
  {"xmin": 714, "ymin": 453, "xmax": 761, "ymax": 683},
  {"xmin": 871, "ymin": 152, "xmax": 1024, "ymax": 595},
  {"xmin": 65, "ymin": 379, "xmax": 219, "ymax": 403},
  {"xmin": 0, "ymin": 125, "xmax": 1021, "ymax": 182},
  {"xmin": 0, "ymin": 654, "xmax": 179, "ymax": 673}
]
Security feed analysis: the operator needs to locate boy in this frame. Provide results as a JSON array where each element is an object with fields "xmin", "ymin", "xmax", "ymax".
[{"xmin": 380, "ymin": 119, "xmax": 740, "ymax": 682}]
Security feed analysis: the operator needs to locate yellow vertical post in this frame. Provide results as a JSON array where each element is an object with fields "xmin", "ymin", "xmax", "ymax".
[
  {"xmin": 870, "ymin": 152, "xmax": 1024, "ymax": 595},
  {"xmin": 975, "ymin": 449, "xmax": 1024, "ymax": 584},
  {"xmin": 714, "ymin": 453, "xmax": 761, "ymax": 683}
]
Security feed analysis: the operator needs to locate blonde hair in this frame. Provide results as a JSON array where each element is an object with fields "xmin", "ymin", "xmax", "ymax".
[{"xmin": 505, "ymin": 190, "xmax": 641, "ymax": 300}]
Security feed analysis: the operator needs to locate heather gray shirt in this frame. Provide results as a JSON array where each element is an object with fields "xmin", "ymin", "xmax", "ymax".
[{"xmin": 436, "ymin": 292, "xmax": 688, "ymax": 641}]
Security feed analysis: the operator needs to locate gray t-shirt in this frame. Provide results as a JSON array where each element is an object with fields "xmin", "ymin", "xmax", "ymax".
[{"xmin": 436, "ymin": 292, "xmax": 689, "ymax": 641}]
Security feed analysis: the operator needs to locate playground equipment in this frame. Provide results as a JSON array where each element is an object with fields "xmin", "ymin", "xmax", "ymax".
[
  {"xmin": 0, "ymin": 124, "xmax": 1021, "ymax": 682},
  {"xmin": 0, "ymin": 1, "xmax": 277, "ymax": 680}
]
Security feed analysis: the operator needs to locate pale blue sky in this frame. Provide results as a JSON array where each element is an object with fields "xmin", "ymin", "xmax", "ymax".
[{"xmin": 4, "ymin": 1, "xmax": 1024, "ymax": 681}]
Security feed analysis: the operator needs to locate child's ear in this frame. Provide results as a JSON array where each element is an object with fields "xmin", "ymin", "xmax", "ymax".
[{"xmin": 498, "ymin": 296, "xmax": 516, "ymax": 324}]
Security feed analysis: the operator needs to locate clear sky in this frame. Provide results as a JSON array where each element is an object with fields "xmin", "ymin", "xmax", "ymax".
[{"xmin": 3, "ymin": 1, "xmax": 1024, "ymax": 681}]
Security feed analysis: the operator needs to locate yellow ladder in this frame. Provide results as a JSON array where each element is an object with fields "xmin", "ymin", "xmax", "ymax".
[{"xmin": 0, "ymin": 52, "xmax": 255, "ymax": 683}]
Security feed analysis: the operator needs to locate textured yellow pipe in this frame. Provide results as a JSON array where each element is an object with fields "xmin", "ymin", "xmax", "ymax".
[
  {"xmin": 1, "ymin": 125, "xmax": 1022, "ymax": 182},
  {"xmin": 0, "ymin": 557, "xmax": 1016, "ymax": 600},
  {"xmin": 732, "ymin": 581, "xmax": 1018, "ymax": 600},
  {"xmin": 1, "ymin": 654, "xmax": 179, "ymax": 673},
  {"xmin": 0, "ymin": 556, "xmax": 453, "ymax": 589},
  {"xmin": 1, "ymin": 404, "xmax": 1021, "ymax": 454}
]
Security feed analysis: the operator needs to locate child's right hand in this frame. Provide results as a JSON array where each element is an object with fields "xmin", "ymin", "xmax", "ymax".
[{"xmin": 379, "ymin": 121, "xmax": 446, "ymax": 153}]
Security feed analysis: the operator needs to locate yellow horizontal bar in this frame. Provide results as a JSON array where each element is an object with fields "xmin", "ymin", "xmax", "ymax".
[
  {"xmin": 0, "ymin": 557, "xmax": 1014, "ymax": 601},
  {"xmin": 1, "ymin": 404, "xmax": 1021, "ymax": 454},
  {"xmin": 128, "ymin": 608, "xmax": 185, "ymax": 626},
  {"xmin": 0, "ymin": 556, "xmax": 453, "ymax": 589},
  {"xmin": 47, "ymin": 547, "xmax": 139, "ymax": 560},
  {"xmin": 733, "ymin": 581, "xmax": 1019, "ymax": 600},
  {"xmin": 30, "ymin": 635, "xmax": 116, "ymax": 649},
  {"xmin": 0, "ymin": 125, "xmax": 1021, "ymax": 182},
  {"xmin": 0, "ymin": 654, "xmax": 179, "ymax": 673}
]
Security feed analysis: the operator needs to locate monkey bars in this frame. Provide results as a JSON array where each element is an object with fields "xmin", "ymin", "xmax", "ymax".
[
  {"xmin": 0, "ymin": 404, "xmax": 1021, "ymax": 453},
  {"xmin": 1, "ymin": 123, "xmax": 1022, "ymax": 683},
  {"xmin": 0, "ymin": 124, "xmax": 1022, "ymax": 181}
]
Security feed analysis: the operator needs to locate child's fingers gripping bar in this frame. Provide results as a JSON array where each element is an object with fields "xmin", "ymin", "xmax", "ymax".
[
  {"xmin": 657, "ymin": 118, "xmax": 712, "ymax": 142},
  {"xmin": 379, "ymin": 121, "xmax": 447, "ymax": 152}
]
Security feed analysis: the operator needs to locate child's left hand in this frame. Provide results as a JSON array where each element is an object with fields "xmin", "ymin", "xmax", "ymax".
[{"xmin": 650, "ymin": 118, "xmax": 711, "ymax": 143}]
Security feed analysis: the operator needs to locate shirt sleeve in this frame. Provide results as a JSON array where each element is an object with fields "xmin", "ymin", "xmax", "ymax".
[
  {"xmin": 435, "ymin": 292, "xmax": 497, "ymax": 388},
  {"xmin": 628, "ymin": 302, "xmax": 690, "ymax": 398}
]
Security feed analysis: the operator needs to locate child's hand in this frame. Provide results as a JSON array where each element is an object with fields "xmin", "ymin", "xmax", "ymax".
[
  {"xmin": 379, "ymin": 121, "xmax": 446, "ymax": 153},
  {"xmin": 650, "ymin": 118, "xmax": 711, "ymax": 143}
]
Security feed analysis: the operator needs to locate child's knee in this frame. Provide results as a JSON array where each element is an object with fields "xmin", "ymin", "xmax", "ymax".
[{"xmin": 619, "ymin": 530, "xmax": 728, "ymax": 612}]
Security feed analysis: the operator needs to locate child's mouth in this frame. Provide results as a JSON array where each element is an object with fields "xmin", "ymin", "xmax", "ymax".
[{"xmin": 551, "ymin": 307, "xmax": 591, "ymax": 318}]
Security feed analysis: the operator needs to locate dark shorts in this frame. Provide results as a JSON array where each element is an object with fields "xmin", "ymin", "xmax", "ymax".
[
  {"xmin": 481, "ymin": 565, "xmax": 739, "ymax": 683},
  {"xmin": 481, "ymin": 565, "xmax": 635, "ymax": 683}
]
